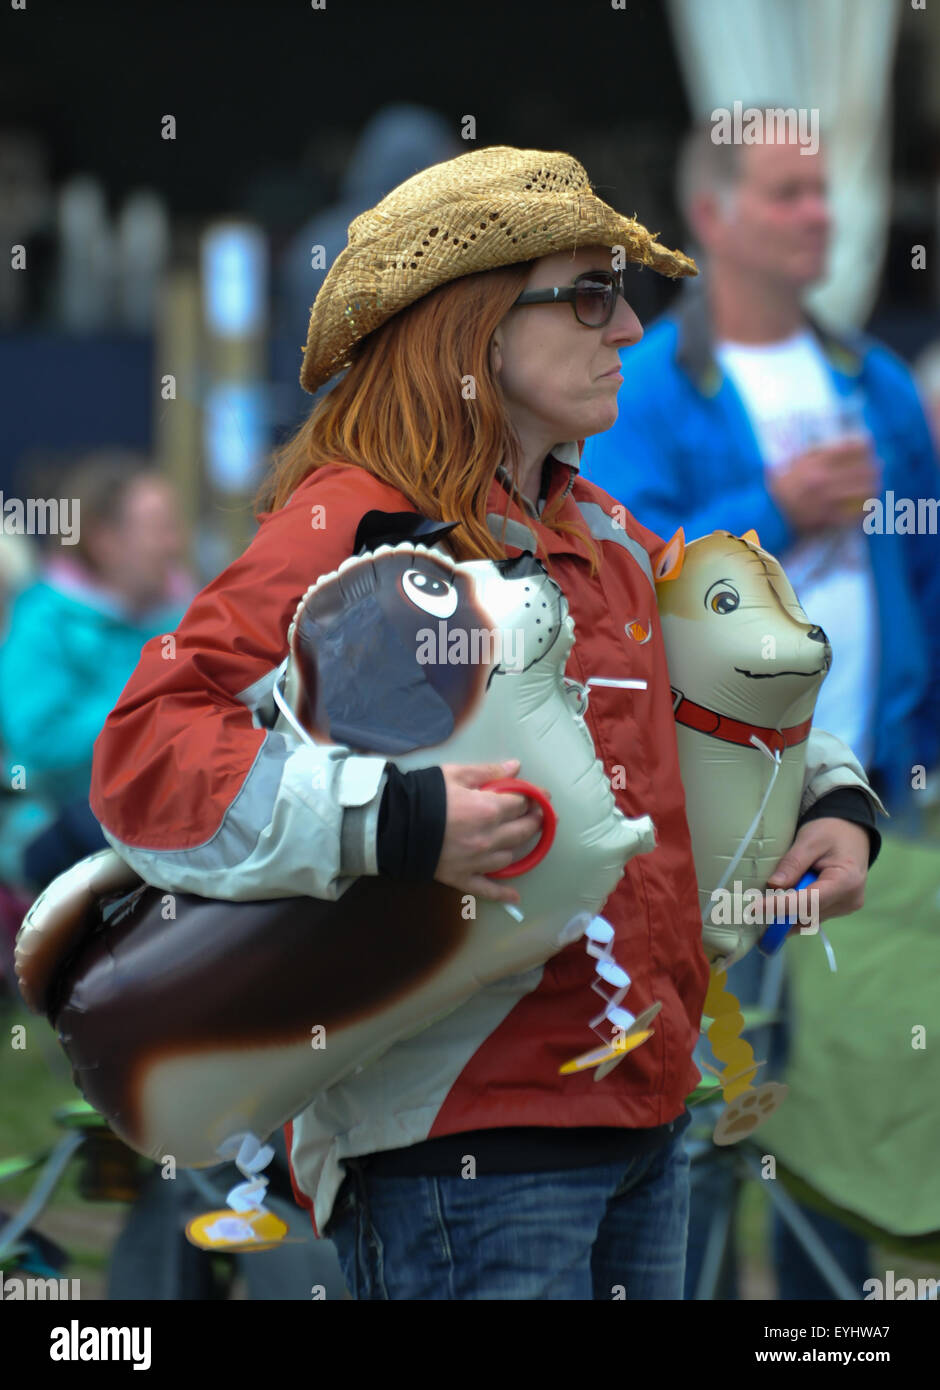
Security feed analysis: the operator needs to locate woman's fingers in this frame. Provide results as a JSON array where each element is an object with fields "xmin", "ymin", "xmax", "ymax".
[{"xmin": 434, "ymin": 762, "xmax": 550, "ymax": 904}]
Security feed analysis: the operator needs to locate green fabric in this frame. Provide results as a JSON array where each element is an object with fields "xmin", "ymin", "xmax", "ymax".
[
  {"xmin": 758, "ymin": 811, "xmax": 940, "ymax": 1238},
  {"xmin": 772, "ymin": 1163, "xmax": 940, "ymax": 1262}
]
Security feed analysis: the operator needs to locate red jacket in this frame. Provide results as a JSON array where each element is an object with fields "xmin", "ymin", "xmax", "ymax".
[{"xmin": 90, "ymin": 451, "xmax": 709, "ymax": 1232}]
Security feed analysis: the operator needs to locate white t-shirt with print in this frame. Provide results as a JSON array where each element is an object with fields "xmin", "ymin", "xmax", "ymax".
[{"xmin": 715, "ymin": 329, "xmax": 878, "ymax": 769}]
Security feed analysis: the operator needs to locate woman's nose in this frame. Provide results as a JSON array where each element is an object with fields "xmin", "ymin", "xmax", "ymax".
[{"xmin": 607, "ymin": 297, "xmax": 643, "ymax": 350}]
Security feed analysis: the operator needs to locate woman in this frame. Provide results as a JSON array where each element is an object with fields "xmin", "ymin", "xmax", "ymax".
[
  {"xmin": 0, "ymin": 450, "xmax": 190, "ymax": 887},
  {"xmin": 90, "ymin": 147, "xmax": 880, "ymax": 1300}
]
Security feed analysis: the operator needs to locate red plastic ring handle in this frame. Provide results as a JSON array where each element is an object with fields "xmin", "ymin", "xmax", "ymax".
[{"xmin": 480, "ymin": 778, "xmax": 558, "ymax": 879}]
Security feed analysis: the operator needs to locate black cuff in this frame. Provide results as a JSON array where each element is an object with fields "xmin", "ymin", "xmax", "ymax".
[
  {"xmin": 796, "ymin": 787, "xmax": 882, "ymax": 868},
  {"xmin": 376, "ymin": 764, "xmax": 447, "ymax": 881}
]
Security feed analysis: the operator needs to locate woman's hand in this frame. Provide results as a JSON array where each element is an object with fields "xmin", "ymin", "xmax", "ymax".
[
  {"xmin": 433, "ymin": 758, "xmax": 546, "ymax": 905},
  {"xmin": 764, "ymin": 817, "xmax": 871, "ymax": 925}
]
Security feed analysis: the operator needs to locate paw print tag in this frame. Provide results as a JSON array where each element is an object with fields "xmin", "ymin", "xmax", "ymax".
[
  {"xmin": 712, "ymin": 1081, "xmax": 789, "ymax": 1146},
  {"xmin": 702, "ymin": 965, "xmax": 789, "ymax": 1145}
]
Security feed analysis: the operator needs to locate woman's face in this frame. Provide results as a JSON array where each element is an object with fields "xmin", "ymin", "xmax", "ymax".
[
  {"xmin": 490, "ymin": 243, "xmax": 643, "ymax": 450},
  {"xmin": 88, "ymin": 477, "xmax": 185, "ymax": 607}
]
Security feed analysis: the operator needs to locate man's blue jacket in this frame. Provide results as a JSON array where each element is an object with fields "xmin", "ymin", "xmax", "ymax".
[{"xmin": 581, "ymin": 285, "xmax": 940, "ymax": 814}]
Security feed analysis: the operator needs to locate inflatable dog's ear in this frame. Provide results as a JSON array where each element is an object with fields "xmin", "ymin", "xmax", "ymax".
[
  {"xmin": 354, "ymin": 510, "xmax": 460, "ymax": 555},
  {"xmin": 652, "ymin": 528, "xmax": 685, "ymax": 584},
  {"xmin": 740, "ymin": 528, "xmax": 761, "ymax": 548},
  {"xmin": 287, "ymin": 543, "xmax": 480, "ymax": 754}
]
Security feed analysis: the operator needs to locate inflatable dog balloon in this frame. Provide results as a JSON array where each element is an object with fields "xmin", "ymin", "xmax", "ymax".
[
  {"xmin": 16, "ymin": 538, "xmax": 655, "ymax": 1170},
  {"xmin": 655, "ymin": 529, "xmax": 831, "ymax": 969}
]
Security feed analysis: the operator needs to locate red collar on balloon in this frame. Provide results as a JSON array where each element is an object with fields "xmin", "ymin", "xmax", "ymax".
[{"xmin": 670, "ymin": 687, "xmax": 813, "ymax": 755}]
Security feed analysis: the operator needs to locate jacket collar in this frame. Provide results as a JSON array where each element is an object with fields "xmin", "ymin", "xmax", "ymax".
[
  {"xmin": 494, "ymin": 439, "xmax": 580, "ymax": 503},
  {"xmin": 672, "ymin": 276, "xmax": 864, "ymax": 397},
  {"xmin": 490, "ymin": 441, "xmax": 592, "ymax": 560}
]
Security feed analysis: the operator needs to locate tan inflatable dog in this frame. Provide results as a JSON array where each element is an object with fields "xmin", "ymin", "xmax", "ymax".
[
  {"xmin": 656, "ymin": 528, "xmax": 831, "ymax": 968},
  {"xmin": 653, "ymin": 527, "xmax": 834, "ymax": 1144}
]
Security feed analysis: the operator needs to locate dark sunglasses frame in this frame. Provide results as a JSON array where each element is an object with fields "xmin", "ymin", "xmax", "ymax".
[{"xmin": 513, "ymin": 269, "xmax": 627, "ymax": 327}]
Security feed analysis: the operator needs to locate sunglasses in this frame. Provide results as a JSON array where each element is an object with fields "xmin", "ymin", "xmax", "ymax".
[{"xmin": 513, "ymin": 269, "xmax": 627, "ymax": 328}]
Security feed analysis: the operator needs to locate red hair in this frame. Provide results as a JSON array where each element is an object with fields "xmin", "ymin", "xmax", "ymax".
[{"xmin": 255, "ymin": 262, "xmax": 600, "ymax": 578}]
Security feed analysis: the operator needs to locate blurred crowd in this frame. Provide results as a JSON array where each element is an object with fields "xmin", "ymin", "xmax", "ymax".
[{"xmin": 0, "ymin": 123, "xmax": 169, "ymax": 335}]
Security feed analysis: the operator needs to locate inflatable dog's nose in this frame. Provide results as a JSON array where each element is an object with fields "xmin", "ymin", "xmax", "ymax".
[{"xmin": 807, "ymin": 625, "xmax": 832, "ymax": 670}]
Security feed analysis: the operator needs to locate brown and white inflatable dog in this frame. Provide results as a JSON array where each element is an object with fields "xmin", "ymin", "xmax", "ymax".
[{"xmin": 15, "ymin": 540, "xmax": 655, "ymax": 1168}]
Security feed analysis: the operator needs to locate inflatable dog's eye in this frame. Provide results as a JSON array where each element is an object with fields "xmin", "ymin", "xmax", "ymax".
[
  {"xmin": 401, "ymin": 568, "xmax": 459, "ymax": 619},
  {"xmin": 705, "ymin": 580, "xmax": 740, "ymax": 615}
]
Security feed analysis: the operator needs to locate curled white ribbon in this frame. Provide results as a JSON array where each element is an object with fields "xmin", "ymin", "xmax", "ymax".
[
  {"xmin": 216, "ymin": 1132, "xmax": 276, "ymax": 1225},
  {"xmin": 581, "ymin": 915, "xmax": 637, "ymax": 1041}
]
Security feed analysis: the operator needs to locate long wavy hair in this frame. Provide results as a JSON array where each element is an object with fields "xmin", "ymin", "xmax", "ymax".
[{"xmin": 254, "ymin": 261, "xmax": 601, "ymax": 579}]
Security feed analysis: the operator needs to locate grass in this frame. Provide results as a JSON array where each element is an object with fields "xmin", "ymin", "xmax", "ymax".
[
  {"xmin": 1, "ymin": 993, "xmax": 131, "ymax": 1294},
  {"xmin": 2, "ymin": 1000, "xmax": 86, "ymax": 1190}
]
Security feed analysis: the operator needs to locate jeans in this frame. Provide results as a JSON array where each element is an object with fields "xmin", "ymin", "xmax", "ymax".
[{"xmin": 324, "ymin": 1119, "xmax": 692, "ymax": 1300}]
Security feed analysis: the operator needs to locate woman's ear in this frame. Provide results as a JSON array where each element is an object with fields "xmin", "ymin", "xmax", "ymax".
[{"xmin": 489, "ymin": 329, "xmax": 503, "ymax": 376}]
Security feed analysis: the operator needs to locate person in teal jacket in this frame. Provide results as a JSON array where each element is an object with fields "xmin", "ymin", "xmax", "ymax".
[{"xmin": 0, "ymin": 452, "xmax": 192, "ymax": 886}]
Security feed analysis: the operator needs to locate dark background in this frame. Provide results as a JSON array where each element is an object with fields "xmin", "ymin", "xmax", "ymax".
[{"xmin": 1, "ymin": 0, "xmax": 937, "ymax": 485}]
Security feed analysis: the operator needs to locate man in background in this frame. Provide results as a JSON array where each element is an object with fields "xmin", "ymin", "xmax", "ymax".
[{"xmin": 582, "ymin": 121, "xmax": 940, "ymax": 1299}]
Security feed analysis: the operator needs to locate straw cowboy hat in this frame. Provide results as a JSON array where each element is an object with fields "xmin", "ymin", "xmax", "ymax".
[{"xmin": 299, "ymin": 144, "xmax": 698, "ymax": 394}]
